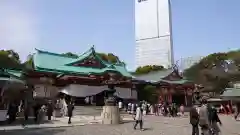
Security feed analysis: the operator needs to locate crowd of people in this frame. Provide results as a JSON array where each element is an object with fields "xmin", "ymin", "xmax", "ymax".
[
  {"xmin": 190, "ymin": 99, "xmax": 222, "ymax": 135},
  {"xmin": 118, "ymin": 101, "xmax": 186, "ymax": 131},
  {"xmin": 6, "ymin": 98, "xmax": 75, "ymax": 125},
  {"xmin": 119, "ymin": 101, "xmax": 185, "ymax": 117},
  {"xmin": 121, "ymin": 100, "xmax": 239, "ymax": 134},
  {"xmin": 6, "ymin": 98, "xmax": 240, "ymax": 134}
]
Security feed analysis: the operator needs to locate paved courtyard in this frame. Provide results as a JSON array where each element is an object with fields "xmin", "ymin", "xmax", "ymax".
[{"xmin": 0, "ymin": 115, "xmax": 239, "ymax": 135}]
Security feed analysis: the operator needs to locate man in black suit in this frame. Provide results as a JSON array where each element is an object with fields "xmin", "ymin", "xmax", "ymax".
[
  {"xmin": 67, "ymin": 101, "xmax": 74, "ymax": 124},
  {"xmin": 190, "ymin": 105, "xmax": 199, "ymax": 135}
]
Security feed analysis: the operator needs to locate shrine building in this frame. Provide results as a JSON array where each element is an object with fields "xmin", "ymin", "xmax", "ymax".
[
  {"xmin": 134, "ymin": 68, "xmax": 195, "ymax": 106},
  {"xmin": 23, "ymin": 47, "xmax": 137, "ymax": 105}
]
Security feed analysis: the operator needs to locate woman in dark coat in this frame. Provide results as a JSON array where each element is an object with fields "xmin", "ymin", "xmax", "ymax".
[
  {"xmin": 7, "ymin": 102, "xmax": 18, "ymax": 124},
  {"xmin": 209, "ymin": 107, "xmax": 222, "ymax": 135},
  {"xmin": 47, "ymin": 100, "xmax": 54, "ymax": 120},
  {"xmin": 33, "ymin": 103, "xmax": 41, "ymax": 123},
  {"xmin": 190, "ymin": 106, "xmax": 199, "ymax": 135},
  {"xmin": 67, "ymin": 101, "xmax": 74, "ymax": 124}
]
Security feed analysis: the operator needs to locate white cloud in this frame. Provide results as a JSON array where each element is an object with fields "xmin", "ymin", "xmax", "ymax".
[{"xmin": 0, "ymin": 1, "xmax": 39, "ymax": 62}]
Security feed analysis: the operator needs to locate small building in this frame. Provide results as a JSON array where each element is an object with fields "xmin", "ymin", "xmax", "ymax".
[
  {"xmin": 0, "ymin": 69, "xmax": 26, "ymax": 121},
  {"xmin": 221, "ymin": 83, "xmax": 240, "ymax": 101},
  {"xmin": 134, "ymin": 68, "xmax": 194, "ymax": 106},
  {"xmin": 0, "ymin": 69, "xmax": 26, "ymax": 102},
  {"xmin": 23, "ymin": 47, "xmax": 137, "ymax": 105}
]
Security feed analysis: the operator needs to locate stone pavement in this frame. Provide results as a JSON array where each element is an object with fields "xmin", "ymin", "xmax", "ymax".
[
  {"xmin": 0, "ymin": 115, "xmax": 239, "ymax": 135},
  {"xmin": 0, "ymin": 115, "xmax": 134, "ymax": 131}
]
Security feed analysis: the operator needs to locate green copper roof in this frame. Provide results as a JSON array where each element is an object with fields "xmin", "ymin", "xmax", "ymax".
[
  {"xmin": 6, "ymin": 70, "xmax": 22, "ymax": 78},
  {"xmin": 33, "ymin": 47, "xmax": 132, "ymax": 77},
  {"xmin": 221, "ymin": 88, "xmax": 240, "ymax": 97},
  {"xmin": 134, "ymin": 69, "xmax": 174, "ymax": 82},
  {"xmin": 133, "ymin": 69, "xmax": 192, "ymax": 84},
  {"xmin": 0, "ymin": 69, "xmax": 22, "ymax": 79},
  {"xmin": 160, "ymin": 79, "xmax": 192, "ymax": 84}
]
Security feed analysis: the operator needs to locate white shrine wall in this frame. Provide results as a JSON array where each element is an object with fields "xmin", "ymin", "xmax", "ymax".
[
  {"xmin": 33, "ymin": 84, "xmax": 137, "ymax": 100},
  {"xmin": 34, "ymin": 84, "xmax": 61, "ymax": 98}
]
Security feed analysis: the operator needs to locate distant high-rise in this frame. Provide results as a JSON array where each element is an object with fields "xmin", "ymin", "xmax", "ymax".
[
  {"xmin": 135, "ymin": 0, "xmax": 174, "ymax": 68},
  {"xmin": 178, "ymin": 56, "xmax": 204, "ymax": 71}
]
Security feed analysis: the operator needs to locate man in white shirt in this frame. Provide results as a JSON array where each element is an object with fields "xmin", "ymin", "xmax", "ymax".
[
  {"xmin": 131, "ymin": 103, "xmax": 135, "ymax": 114},
  {"xmin": 134, "ymin": 104, "xmax": 144, "ymax": 131},
  {"xmin": 118, "ymin": 101, "xmax": 122, "ymax": 110}
]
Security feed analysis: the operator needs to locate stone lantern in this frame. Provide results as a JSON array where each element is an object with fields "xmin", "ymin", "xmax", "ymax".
[{"xmin": 101, "ymin": 73, "xmax": 121, "ymax": 124}]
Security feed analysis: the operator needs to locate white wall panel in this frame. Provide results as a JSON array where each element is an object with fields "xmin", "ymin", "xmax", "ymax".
[
  {"xmin": 135, "ymin": 0, "xmax": 158, "ymax": 40},
  {"xmin": 131, "ymin": 90, "xmax": 138, "ymax": 99},
  {"xmin": 136, "ymin": 36, "xmax": 172, "ymax": 68},
  {"xmin": 34, "ymin": 84, "xmax": 60, "ymax": 98},
  {"xmin": 157, "ymin": 0, "xmax": 171, "ymax": 36},
  {"xmin": 135, "ymin": 0, "xmax": 173, "ymax": 68},
  {"xmin": 61, "ymin": 85, "xmax": 107, "ymax": 97}
]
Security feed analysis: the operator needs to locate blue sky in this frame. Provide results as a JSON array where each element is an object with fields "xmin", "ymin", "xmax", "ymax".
[{"xmin": 0, "ymin": 0, "xmax": 239, "ymax": 70}]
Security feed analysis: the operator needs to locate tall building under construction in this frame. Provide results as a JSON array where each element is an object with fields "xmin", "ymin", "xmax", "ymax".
[{"xmin": 135, "ymin": 0, "xmax": 174, "ymax": 68}]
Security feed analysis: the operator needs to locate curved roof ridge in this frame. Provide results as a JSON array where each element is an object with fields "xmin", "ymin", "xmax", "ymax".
[
  {"xmin": 66, "ymin": 46, "xmax": 108, "ymax": 66},
  {"xmin": 108, "ymin": 62, "xmax": 126, "ymax": 68},
  {"xmin": 77, "ymin": 46, "xmax": 94, "ymax": 58},
  {"xmin": 35, "ymin": 48, "xmax": 76, "ymax": 59}
]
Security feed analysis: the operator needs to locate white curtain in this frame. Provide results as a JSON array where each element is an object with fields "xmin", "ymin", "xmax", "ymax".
[
  {"xmin": 60, "ymin": 84, "xmax": 137, "ymax": 99},
  {"xmin": 131, "ymin": 89, "xmax": 138, "ymax": 99},
  {"xmin": 114, "ymin": 88, "xmax": 137, "ymax": 99},
  {"xmin": 60, "ymin": 84, "xmax": 107, "ymax": 97}
]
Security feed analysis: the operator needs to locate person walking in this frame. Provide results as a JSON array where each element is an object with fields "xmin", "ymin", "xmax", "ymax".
[
  {"xmin": 67, "ymin": 101, "xmax": 74, "ymax": 124},
  {"xmin": 133, "ymin": 104, "xmax": 144, "ymax": 131},
  {"xmin": 180, "ymin": 104, "xmax": 185, "ymax": 116},
  {"xmin": 118, "ymin": 100, "xmax": 123, "ymax": 110},
  {"xmin": 190, "ymin": 105, "xmax": 199, "ymax": 135},
  {"xmin": 127, "ymin": 103, "xmax": 131, "ymax": 114},
  {"xmin": 47, "ymin": 100, "xmax": 54, "ymax": 120},
  {"xmin": 131, "ymin": 103, "xmax": 135, "ymax": 114},
  {"xmin": 142, "ymin": 102, "xmax": 147, "ymax": 115},
  {"xmin": 7, "ymin": 102, "xmax": 18, "ymax": 124},
  {"xmin": 199, "ymin": 99, "xmax": 210, "ymax": 135},
  {"xmin": 234, "ymin": 102, "xmax": 240, "ymax": 120},
  {"xmin": 38, "ymin": 105, "xmax": 46, "ymax": 124},
  {"xmin": 210, "ymin": 107, "xmax": 222, "ymax": 135},
  {"xmin": 172, "ymin": 103, "xmax": 177, "ymax": 117},
  {"xmin": 33, "ymin": 103, "xmax": 41, "ymax": 123},
  {"xmin": 24, "ymin": 104, "xmax": 30, "ymax": 121},
  {"xmin": 154, "ymin": 104, "xmax": 159, "ymax": 116}
]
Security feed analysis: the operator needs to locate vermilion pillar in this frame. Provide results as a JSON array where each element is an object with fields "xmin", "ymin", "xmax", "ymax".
[{"xmin": 168, "ymin": 93, "xmax": 172, "ymax": 104}]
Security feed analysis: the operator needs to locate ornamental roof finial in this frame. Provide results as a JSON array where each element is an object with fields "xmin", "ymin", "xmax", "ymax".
[{"xmin": 91, "ymin": 45, "xmax": 95, "ymax": 53}]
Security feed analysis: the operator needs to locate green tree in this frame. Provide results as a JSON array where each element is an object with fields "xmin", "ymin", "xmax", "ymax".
[
  {"xmin": 184, "ymin": 50, "xmax": 240, "ymax": 93},
  {"xmin": 96, "ymin": 53, "xmax": 108, "ymax": 61},
  {"xmin": 134, "ymin": 65, "xmax": 165, "ymax": 75},
  {"xmin": 0, "ymin": 50, "xmax": 22, "ymax": 69},
  {"xmin": 61, "ymin": 52, "xmax": 79, "ymax": 58},
  {"xmin": 138, "ymin": 85, "xmax": 158, "ymax": 103},
  {"xmin": 107, "ymin": 53, "xmax": 119, "ymax": 63},
  {"xmin": 23, "ymin": 54, "xmax": 34, "ymax": 70},
  {"xmin": 96, "ymin": 52, "xmax": 120, "ymax": 64}
]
